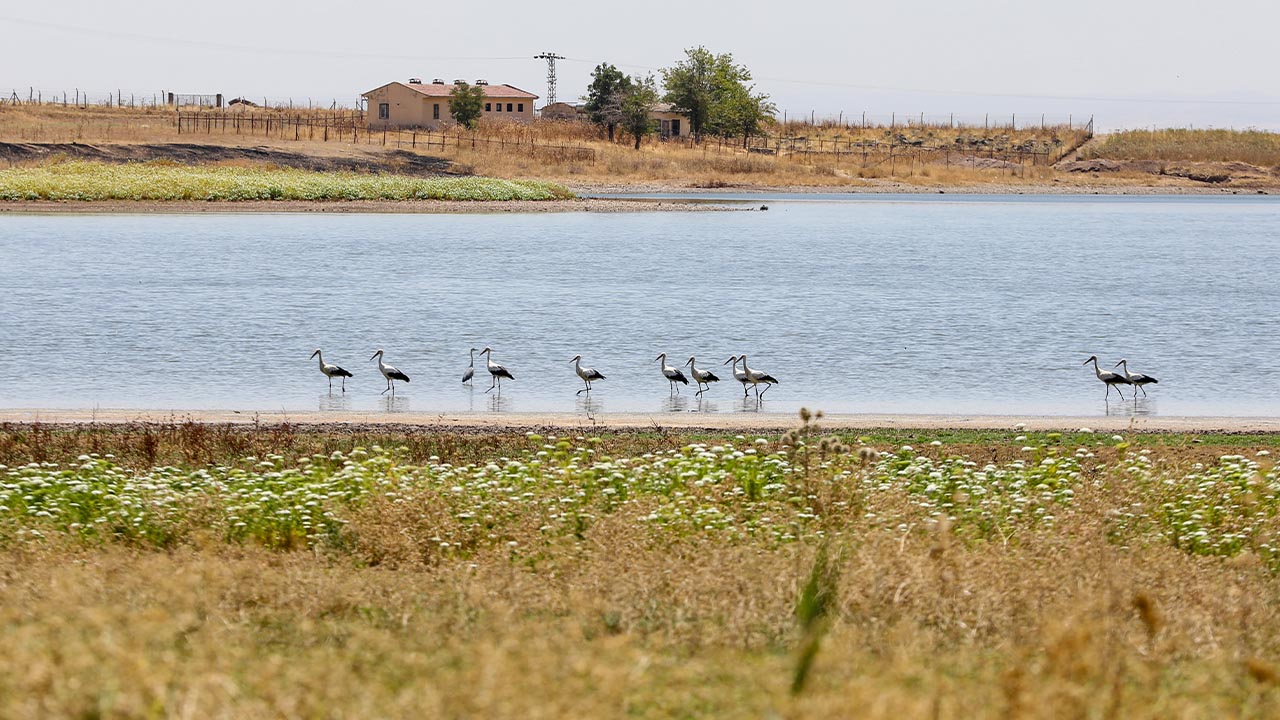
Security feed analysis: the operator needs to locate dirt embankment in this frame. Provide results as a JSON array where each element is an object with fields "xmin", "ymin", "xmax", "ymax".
[
  {"xmin": 1055, "ymin": 157, "xmax": 1280, "ymax": 188},
  {"xmin": 0, "ymin": 142, "xmax": 461, "ymax": 176}
]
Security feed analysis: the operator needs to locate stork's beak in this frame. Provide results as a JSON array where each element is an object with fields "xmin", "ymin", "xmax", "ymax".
[
  {"xmin": 723, "ymin": 357, "xmax": 733, "ymax": 365},
  {"xmin": 1082, "ymin": 357, "xmax": 1091, "ymax": 365},
  {"xmin": 1113, "ymin": 361, "xmax": 1123, "ymax": 368},
  {"xmin": 369, "ymin": 351, "xmax": 378, "ymax": 360},
  {"xmin": 654, "ymin": 354, "xmax": 662, "ymax": 361}
]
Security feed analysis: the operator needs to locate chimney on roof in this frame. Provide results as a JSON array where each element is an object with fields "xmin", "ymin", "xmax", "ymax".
[
  {"xmin": 408, "ymin": 78, "xmax": 423, "ymax": 84},
  {"xmin": 432, "ymin": 78, "xmax": 444, "ymax": 84},
  {"xmin": 476, "ymin": 79, "xmax": 488, "ymax": 85},
  {"xmin": 453, "ymin": 79, "xmax": 466, "ymax": 85}
]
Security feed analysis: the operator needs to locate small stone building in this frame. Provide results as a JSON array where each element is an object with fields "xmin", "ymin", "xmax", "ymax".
[
  {"xmin": 651, "ymin": 103, "xmax": 690, "ymax": 138},
  {"xmin": 363, "ymin": 78, "xmax": 539, "ymax": 130}
]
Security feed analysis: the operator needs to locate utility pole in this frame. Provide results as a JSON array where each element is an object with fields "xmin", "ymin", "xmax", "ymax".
[{"xmin": 534, "ymin": 52, "xmax": 565, "ymax": 105}]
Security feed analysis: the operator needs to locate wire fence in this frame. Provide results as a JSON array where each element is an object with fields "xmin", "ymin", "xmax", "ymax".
[
  {"xmin": 173, "ymin": 111, "xmax": 598, "ymax": 164},
  {"xmin": 1, "ymin": 87, "xmax": 363, "ymax": 110},
  {"xmin": 775, "ymin": 111, "xmax": 1091, "ymax": 132},
  {"xmin": 656, "ymin": 115, "xmax": 1095, "ymax": 168}
]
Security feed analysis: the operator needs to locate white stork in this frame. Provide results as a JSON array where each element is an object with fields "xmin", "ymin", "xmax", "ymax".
[
  {"xmin": 570, "ymin": 355, "xmax": 605, "ymax": 394},
  {"xmin": 724, "ymin": 355, "xmax": 751, "ymax": 396},
  {"xmin": 462, "ymin": 347, "xmax": 476, "ymax": 386},
  {"xmin": 370, "ymin": 349, "xmax": 410, "ymax": 395},
  {"xmin": 310, "ymin": 349, "xmax": 353, "ymax": 392},
  {"xmin": 655, "ymin": 353, "xmax": 690, "ymax": 394},
  {"xmin": 739, "ymin": 354, "xmax": 779, "ymax": 397},
  {"xmin": 1114, "ymin": 359, "xmax": 1159, "ymax": 397},
  {"xmin": 480, "ymin": 347, "xmax": 513, "ymax": 393},
  {"xmin": 1084, "ymin": 355, "xmax": 1131, "ymax": 400},
  {"xmin": 685, "ymin": 356, "xmax": 720, "ymax": 397}
]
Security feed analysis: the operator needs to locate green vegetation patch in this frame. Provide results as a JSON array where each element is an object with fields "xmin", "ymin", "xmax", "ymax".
[
  {"xmin": 0, "ymin": 160, "xmax": 575, "ymax": 201},
  {"xmin": 4, "ymin": 434, "xmax": 1278, "ymax": 570}
]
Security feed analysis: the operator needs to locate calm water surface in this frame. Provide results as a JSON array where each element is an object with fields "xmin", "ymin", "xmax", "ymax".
[{"xmin": 1, "ymin": 194, "xmax": 1277, "ymax": 416}]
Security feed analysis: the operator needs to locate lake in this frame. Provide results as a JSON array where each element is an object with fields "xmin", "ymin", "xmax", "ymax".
[{"xmin": 1, "ymin": 193, "xmax": 1277, "ymax": 416}]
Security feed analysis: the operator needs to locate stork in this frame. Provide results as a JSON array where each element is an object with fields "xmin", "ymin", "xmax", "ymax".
[
  {"xmin": 370, "ymin": 349, "xmax": 410, "ymax": 395},
  {"xmin": 1114, "ymin": 359, "xmax": 1159, "ymax": 397},
  {"xmin": 655, "ymin": 353, "xmax": 689, "ymax": 394},
  {"xmin": 462, "ymin": 347, "xmax": 476, "ymax": 386},
  {"xmin": 480, "ymin": 347, "xmax": 513, "ymax": 393},
  {"xmin": 570, "ymin": 355, "xmax": 605, "ymax": 394},
  {"xmin": 310, "ymin": 349, "xmax": 353, "ymax": 392},
  {"xmin": 685, "ymin": 356, "xmax": 720, "ymax": 397},
  {"xmin": 739, "ymin": 354, "xmax": 779, "ymax": 397},
  {"xmin": 1083, "ymin": 355, "xmax": 1131, "ymax": 400},
  {"xmin": 724, "ymin": 355, "xmax": 751, "ymax": 396}
]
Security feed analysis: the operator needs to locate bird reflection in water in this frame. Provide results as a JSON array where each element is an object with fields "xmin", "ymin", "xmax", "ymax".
[
  {"xmin": 576, "ymin": 394, "xmax": 603, "ymax": 417},
  {"xmin": 487, "ymin": 393, "xmax": 512, "ymax": 413},
  {"xmin": 736, "ymin": 395, "xmax": 763, "ymax": 413},
  {"xmin": 661, "ymin": 395, "xmax": 688, "ymax": 413},
  {"xmin": 1106, "ymin": 397, "xmax": 1156, "ymax": 417},
  {"xmin": 694, "ymin": 396, "xmax": 720, "ymax": 413},
  {"xmin": 381, "ymin": 394, "xmax": 410, "ymax": 413},
  {"xmin": 318, "ymin": 393, "xmax": 352, "ymax": 413}
]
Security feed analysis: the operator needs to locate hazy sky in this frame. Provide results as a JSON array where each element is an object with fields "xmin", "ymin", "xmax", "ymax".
[{"xmin": 3, "ymin": 0, "xmax": 1277, "ymax": 130}]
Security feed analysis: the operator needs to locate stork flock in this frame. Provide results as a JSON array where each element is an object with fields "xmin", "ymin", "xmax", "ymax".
[
  {"xmin": 312, "ymin": 348, "xmax": 1160, "ymax": 404},
  {"xmin": 308, "ymin": 348, "xmax": 780, "ymax": 399},
  {"xmin": 1084, "ymin": 355, "xmax": 1159, "ymax": 400}
]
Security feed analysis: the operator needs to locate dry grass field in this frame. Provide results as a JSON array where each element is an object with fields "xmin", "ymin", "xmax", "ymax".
[
  {"xmin": 2, "ymin": 418, "xmax": 1279, "ymax": 718},
  {"xmin": 16, "ymin": 102, "xmax": 1262, "ymax": 190}
]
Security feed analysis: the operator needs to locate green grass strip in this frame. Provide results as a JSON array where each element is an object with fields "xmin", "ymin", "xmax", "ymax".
[{"xmin": 0, "ymin": 161, "xmax": 575, "ymax": 202}]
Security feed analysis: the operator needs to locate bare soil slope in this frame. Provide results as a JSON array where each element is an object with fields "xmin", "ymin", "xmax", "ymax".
[{"xmin": 0, "ymin": 142, "xmax": 461, "ymax": 176}]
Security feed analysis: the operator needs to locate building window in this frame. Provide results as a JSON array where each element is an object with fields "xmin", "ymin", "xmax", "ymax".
[
  {"xmin": 517, "ymin": 103, "xmax": 524, "ymax": 112},
  {"xmin": 506, "ymin": 103, "xmax": 513, "ymax": 112},
  {"xmin": 495, "ymin": 103, "xmax": 501, "ymax": 112},
  {"xmin": 485, "ymin": 103, "xmax": 491, "ymax": 111},
  {"xmin": 433, "ymin": 103, "xmax": 439, "ymax": 120},
  {"xmin": 378, "ymin": 103, "xmax": 389, "ymax": 119}
]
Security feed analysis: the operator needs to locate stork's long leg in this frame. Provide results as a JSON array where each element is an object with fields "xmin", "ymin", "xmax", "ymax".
[
  {"xmin": 486, "ymin": 376, "xmax": 496, "ymax": 393},
  {"xmin": 341, "ymin": 377, "xmax": 346, "ymax": 392},
  {"xmin": 1138, "ymin": 383, "xmax": 1148, "ymax": 397},
  {"xmin": 760, "ymin": 383, "xmax": 771, "ymax": 397}
]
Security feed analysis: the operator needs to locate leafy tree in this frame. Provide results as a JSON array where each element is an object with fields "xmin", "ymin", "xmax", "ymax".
[
  {"xmin": 712, "ymin": 82, "xmax": 777, "ymax": 147},
  {"xmin": 584, "ymin": 63, "xmax": 632, "ymax": 142},
  {"xmin": 661, "ymin": 47, "xmax": 772, "ymax": 143},
  {"xmin": 620, "ymin": 77, "xmax": 659, "ymax": 150},
  {"xmin": 448, "ymin": 82, "xmax": 485, "ymax": 129}
]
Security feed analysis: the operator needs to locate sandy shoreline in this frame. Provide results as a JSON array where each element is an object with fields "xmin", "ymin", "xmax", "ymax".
[{"xmin": 3, "ymin": 408, "xmax": 1279, "ymax": 434}]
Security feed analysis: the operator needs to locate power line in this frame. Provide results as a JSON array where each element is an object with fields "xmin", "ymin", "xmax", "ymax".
[
  {"xmin": 0, "ymin": 15, "xmax": 530, "ymax": 62},
  {"xmin": 558, "ymin": 57, "xmax": 1280, "ymax": 107},
  {"xmin": 534, "ymin": 52, "xmax": 565, "ymax": 105}
]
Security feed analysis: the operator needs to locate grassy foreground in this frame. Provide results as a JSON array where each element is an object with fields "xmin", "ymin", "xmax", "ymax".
[
  {"xmin": 2, "ymin": 418, "xmax": 1279, "ymax": 718},
  {"xmin": 0, "ymin": 160, "xmax": 574, "ymax": 202}
]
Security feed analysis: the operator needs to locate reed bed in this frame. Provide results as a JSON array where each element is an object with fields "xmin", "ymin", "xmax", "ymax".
[
  {"xmin": 1, "ymin": 417, "xmax": 1279, "ymax": 716},
  {"xmin": 0, "ymin": 160, "xmax": 573, "ymax": 201}
]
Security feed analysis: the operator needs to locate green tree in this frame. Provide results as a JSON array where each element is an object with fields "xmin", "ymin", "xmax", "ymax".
[
  {"xmin": 620, "ymin": 77, "xmax": 659, "ymax": 150},
  {"xmin": 448, "ymin": 82, "xmax": 485, "ymax": 129},
  {"xmin": 712, "ymin": 82, "xmax": 777, "ymax": 147},
  {"xmin": 661, "ymin": 47, "xmax": 771, "ymax": 144},
  {"xmin": 583, "ymin": 63, "xmax": 632, "ymax": 142}
]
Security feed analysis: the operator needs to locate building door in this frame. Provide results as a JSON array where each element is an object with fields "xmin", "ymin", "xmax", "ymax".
[{"xmin": 671, "ymin": 119, "xmax": 681, "ymax": 136}]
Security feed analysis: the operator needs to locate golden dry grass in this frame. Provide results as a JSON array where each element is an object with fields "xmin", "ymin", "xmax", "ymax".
[
  {"xmin": 1, "ymin": 104, "xmax": 1089, "ymax": 187},
  {"xmin": 1084, "ymin": 129, "xmax": 1280, "ymax": 167},
  {"xmin": 2, "ymin": 421, "xmax": 1280, "ymax": 717}
]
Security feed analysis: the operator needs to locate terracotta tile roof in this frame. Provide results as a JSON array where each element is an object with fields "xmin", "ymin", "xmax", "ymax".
[{"xmin": 393, "ymin": 81, "xmax": 538, "ymax": 99}]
